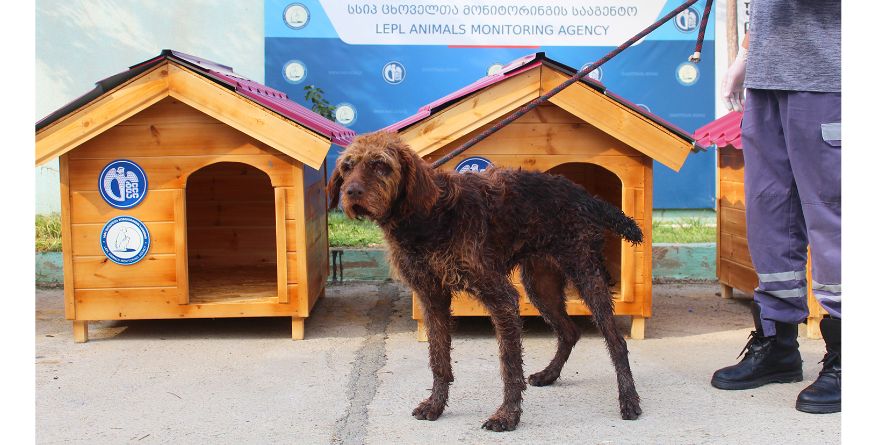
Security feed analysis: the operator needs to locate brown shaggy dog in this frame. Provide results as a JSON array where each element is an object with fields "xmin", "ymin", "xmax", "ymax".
[{"xmin": 327, "ymin": 131, "xmax": 643, "ymax": 432}]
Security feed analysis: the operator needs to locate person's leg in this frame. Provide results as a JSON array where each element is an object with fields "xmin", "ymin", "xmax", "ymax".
[
  {"xmin": 784, "ymin": 92, "xmax": 842, "ymax": 320},
  {"xmin": 743, "ymin": 89, "xmax": 812, "ymax": 333},
  {"xmin": 711, "ymin": 88, "xmax": 804, "ymax": 390},
  {"xmin": 783, "ymin": 91, "xmax": 841, "ymax": 413}
]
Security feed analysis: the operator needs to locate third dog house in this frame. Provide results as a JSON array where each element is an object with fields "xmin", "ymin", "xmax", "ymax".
[
  {"xmin": 694, "ymin": 111, "xmax": 827, "ymax": 338},
  {"xmin": 386, "ymin": 53, "xmax": 697, "ymax": 340}
]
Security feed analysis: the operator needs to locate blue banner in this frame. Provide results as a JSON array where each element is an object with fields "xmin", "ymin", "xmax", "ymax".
[{"xmin": 265, "ymin": 0, "xmax": 715, "ymax": 208}]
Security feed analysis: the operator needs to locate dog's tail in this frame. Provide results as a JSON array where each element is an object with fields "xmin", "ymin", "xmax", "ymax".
[{"xmin": 585, "ymin": 197, "xmax": 644, "ymax": 246}]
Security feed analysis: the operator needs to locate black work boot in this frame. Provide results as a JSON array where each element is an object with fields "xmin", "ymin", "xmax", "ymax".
[
  {"xmin": 796, "ymin": 317, "xmax": 841, "ymax": 413},
  {"xmin": 711, "ymin": 302, "xmax": 803, "ymax": 390}
]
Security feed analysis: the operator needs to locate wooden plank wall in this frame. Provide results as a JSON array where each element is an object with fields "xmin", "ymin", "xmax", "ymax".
[
  {"xmin": 420, "ymin": 103, "xmax": 650, "ymax": 316},
  {"xmin": 302, "ymin": 163, "xmax": 330, "ymax": 313},
  {"xmin": 717, "ymin": 146, "xmax": 757, "ymax": 293},
  {"xmin": 66, "ymin": 97, "xmax": 308, "ymax": 320}
]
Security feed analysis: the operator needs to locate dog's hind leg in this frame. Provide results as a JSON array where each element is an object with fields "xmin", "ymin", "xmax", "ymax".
[
  {"xmin": 520, "ymin": 258, "xmax": 580, "ymax": 387},
  {"xmin": 573, "ymin": 267, "xmax": 642, "ymax": 420},
  {"xmin": 412, "ymin": 285, "xmax": 453, "ymax": 422},
  {"xmin": 474, "ymin": 279, "xmax": 526, "ymax": 432}
]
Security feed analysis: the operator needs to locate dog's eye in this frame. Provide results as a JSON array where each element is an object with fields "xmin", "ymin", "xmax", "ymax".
[
  {"xmin": 340, "ymin": 161, "xmax": 352, "ymax": 173},
  {"xmin": 371, "ymin": 160, "xmax": 391, "ymax": 176}
]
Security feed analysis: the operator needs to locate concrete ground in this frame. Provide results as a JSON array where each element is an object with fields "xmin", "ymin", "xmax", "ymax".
[{"xmin": 36, "ymin": 282, "xmax": 840, "ymax": 444}]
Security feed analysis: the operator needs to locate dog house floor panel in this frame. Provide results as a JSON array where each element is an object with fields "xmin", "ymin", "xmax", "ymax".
[{"xmin": 189, "ymin": 264, "xmax": 278, "ymax": 305}]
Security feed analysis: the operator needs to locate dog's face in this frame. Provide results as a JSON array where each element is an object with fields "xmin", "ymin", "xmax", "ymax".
[{"xmin": 327, "ymin": 131, "xmax": 438, "ymax": 221}]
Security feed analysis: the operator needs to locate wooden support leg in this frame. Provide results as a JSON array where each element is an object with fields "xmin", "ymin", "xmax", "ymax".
[
  {"xmin": 291, "ymin": 317, "xmax": 305, "ymax": 341},
  {"xmin": 806, "ymin": 316, "xmax": 822, "ymax": 340},
  {"xmin": 721, "ymin": 284, "xmax": 734, "ymax": 299},
  {"xmin": 630, "ymin": 316, "xmax": 645, "ymax": 340},
  {"xmin": 73, "ymin": 320, "xmax": 88, "ymax": 343},
  {"xmin": 416, "ymin": 319, "xmax": 429, "ymax": 342}
]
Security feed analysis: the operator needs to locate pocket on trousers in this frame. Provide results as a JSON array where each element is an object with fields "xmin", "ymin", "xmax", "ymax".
[{"xmin": 821, "ymin": 122, "xmax": 841, "ymax": 147}]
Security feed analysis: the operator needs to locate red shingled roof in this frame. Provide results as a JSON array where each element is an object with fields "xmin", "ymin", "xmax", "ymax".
[
  {"xmin": 37, "ymin": 49, "xmax": 356, "ymax": 146},
  {"xmin": 385, "ymin": 52, "xmax": 695, "ymax": 145},
  {"xmin": 693, "ymin": 111, "xmax": 743, "ymax": 149}
]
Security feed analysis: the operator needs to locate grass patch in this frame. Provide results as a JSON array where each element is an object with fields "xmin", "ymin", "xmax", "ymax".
[
  {"xmin": 651, "ymin": 217, "xmax": 716, "ymax": 243},
  {"xmin": 34, "ymin": 212, "xmax": 715, "ymax": 251},
  {"xmin": 327, "ymin": 210, "xmax": 385, "ymax": 248},
  {"xmin": 36, "ymin": 213, "xmax": 63, "ymax": 252}
]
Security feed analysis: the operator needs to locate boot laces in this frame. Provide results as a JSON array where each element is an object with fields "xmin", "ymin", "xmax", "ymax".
[
  {"xmin": 737, "ymin": 330, "xmax": 771, "ymax": 360},
  {"xmin": 818, "ymin": 349, "xmax": 841, "ymax": 377}
]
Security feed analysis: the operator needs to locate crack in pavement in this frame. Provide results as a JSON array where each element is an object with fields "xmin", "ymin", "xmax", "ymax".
[{"xmin": 331, "ymin": 282, "xmax": 401, "ymax": 445}]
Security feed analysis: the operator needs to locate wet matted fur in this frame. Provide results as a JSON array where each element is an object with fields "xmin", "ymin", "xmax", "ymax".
[{"xmin": 327, "ymin": 131, "xmax": 643, "ymax": 431}]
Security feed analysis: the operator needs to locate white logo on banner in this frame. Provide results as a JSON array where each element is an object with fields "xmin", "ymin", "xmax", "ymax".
[
  {"xmin": 284, "ymin": 3, "xmax": 311, "ymax": 29},
  {"xmin": 581, "ymin": 63, "xmax": 603, "ymax": 82},
  {"xmin": 487, "ymin": 63, "xmax": 504, "ymax": 75},
  {"xmin": 335, "ymin": 103, "xmax": 357, "ymax": 125},
  {"xmin": 674, "ymin": 7, "xmax": 699, "ymax": 33},
  {"xmin": 318, "ymin": 1, "xmax": 668, "ymax": 46},
  {"xmin": 383, "ymin": 61, "xmax": 405, "ymax": 84},
  {"xmin": 284, "ymin": 60, "xmax": 307, "ymax": 83},
  {"xmin": 676, "ymin": 62, "xmax": 699, "ymax": 86}
]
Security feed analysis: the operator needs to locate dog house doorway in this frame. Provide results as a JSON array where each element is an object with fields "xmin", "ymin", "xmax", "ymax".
[
  {"xmin": 547, "ymin": 163, "xmax": 623, "ymax": 295},
  {"xmin": 186, "ymin": 162, "xmax": 278, "ymax": 304}
]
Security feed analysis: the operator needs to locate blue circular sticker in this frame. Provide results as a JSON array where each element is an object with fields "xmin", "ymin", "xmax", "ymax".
[
  {"xmin": 455, "ymin": 157, "xmax": 493, "ymax": 174},
  {"xmin": 100, "ymin": 216, "xmax": 151, "ymax": 265},
  {"xmin": 99, "ymin": 160, "xmax": 148, "ymax": 209}
]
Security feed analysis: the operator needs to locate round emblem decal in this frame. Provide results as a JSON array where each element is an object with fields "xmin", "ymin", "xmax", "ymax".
[
  {"xmin": 676, "ymin": 62, "xmax": 700, "ymax": 86},
  {"xmin": 100, "ymin": 216, "xmax": 151, "ymax": 265},
  {"xmin": 283, "ymin": 3, "xmax": 310, "ymax": 30},
  {"xmin": 486, "ymin": 63, "xmax": 504, "ymax": 76},
  {"xmin": 674, "ymin": 7, "xmax": 699, "ymax": 33},
  {"xmin": 581, "ymin": 63, "xmax": 603, "ymax": 82},
  {"xmin": 455, "ymin": 157, "xmax": 493, "ymax": 174},
  {"xmin": 99, "ymin": 160, "xmax": 148, "ymax": 209},
  {"xmin": 382, "ymin": 61, "xmax": 406, "ymax": 85},
  {"xmin": 335, "ymin": 103, "xmax": 357, "ymax": 126},
  {"xmin": 283, "ymin": 60, "xmax": 307, "ymax": 84}
]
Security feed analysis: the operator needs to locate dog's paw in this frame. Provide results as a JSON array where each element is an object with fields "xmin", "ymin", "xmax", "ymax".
[
  {"xmin": 528, "ymin": 369, "xmax": 559, "ymax": 387},
  {"xmin": 481, "ymin": 410, "xmax": 521, "ymax": 432},
  {"xmin": 412, "ymin": 399, "xmax": 445, "ymax": 421},
  {"xmin": 619, "ymin": 397, "xmax": 642, "ymax": 420}
]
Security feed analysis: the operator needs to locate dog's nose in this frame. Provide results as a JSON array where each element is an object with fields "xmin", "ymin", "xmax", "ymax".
[{"xmin": 345, "ymin": 184, "xmax": 364, "ymax": 198}]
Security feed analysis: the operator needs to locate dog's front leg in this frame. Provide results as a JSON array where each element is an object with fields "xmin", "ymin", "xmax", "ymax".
[
  {"xmin": 477, "ymin": 282, "xmax": 526, "ymax": 432},
  {"xmin": 412, "ymin": 288, "xmax": 453, "ymax": 421}
]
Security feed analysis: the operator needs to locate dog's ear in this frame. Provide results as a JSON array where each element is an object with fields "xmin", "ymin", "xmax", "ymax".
[
  {"xmin": 326, "ymin": 165, "xmax": 344, "ymax": 210},
  {"xmin": 393, "ymin": 138, "xmax": 439, "ymax": 215}
]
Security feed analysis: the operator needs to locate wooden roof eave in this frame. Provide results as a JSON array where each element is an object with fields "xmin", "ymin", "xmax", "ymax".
[
  {"xmin": 35, "ymin": 63, "xmax": 171, "ymax": 166},
  {"xmin": 540, "ymin": 66, "xmax": 692, "ymax": 172},
  {"xmin": 399, "ymin": 67, "xmax": 543, "ymax": 158},
  {"xmin": 398, "ymin": 65, "xmax": 692, "ymax": 172},
  {"xmin": 35, "ymin": 61, "xmax": 332, "ymax": 170},
  {"xmin": 164, "ymin": 63, "xmax": 330, "ymax": 170}
]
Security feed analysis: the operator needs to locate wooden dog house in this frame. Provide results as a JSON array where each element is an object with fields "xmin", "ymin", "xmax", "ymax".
[
  {"xmin": 695, "ymin": 112, "xmax": 826, "ymax": 338},
  {"xmin": 385, "ymin": 53, "xmax": 697, "ymax": 340},
  {"xmin": 35, "ymin": 50, "xmax": 355, "ymax": 342}
]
